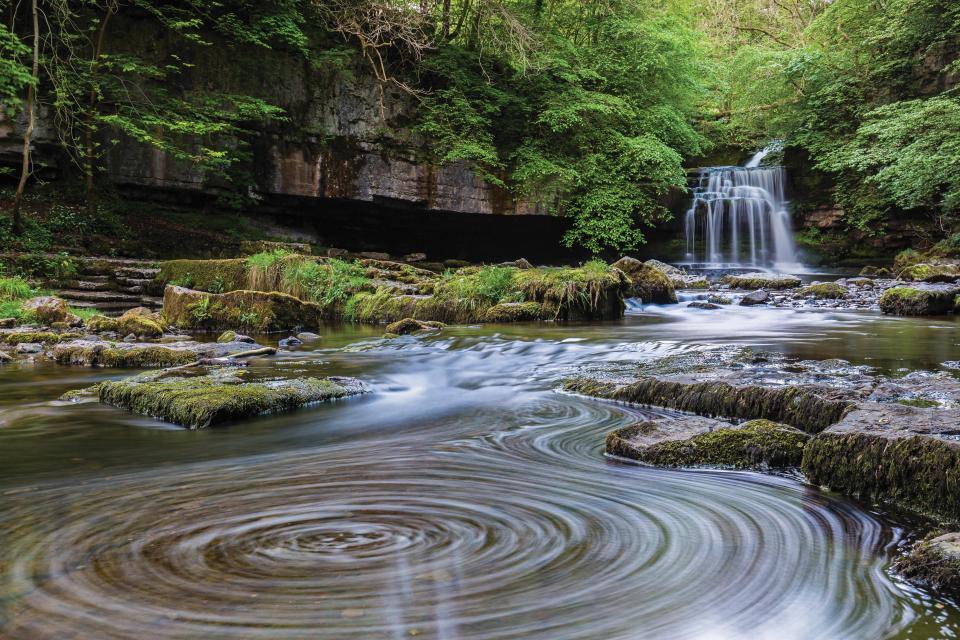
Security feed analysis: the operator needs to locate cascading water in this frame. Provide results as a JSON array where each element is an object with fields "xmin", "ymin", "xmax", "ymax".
[{"xmin": 684, "ymin": 147, "xmax": 799, "ymax": 269}]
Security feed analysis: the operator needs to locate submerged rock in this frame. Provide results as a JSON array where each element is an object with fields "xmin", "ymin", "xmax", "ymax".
[
  {"xmin": 611, "ymin": 257, "xmax": 677, "ymax": 304},
  {"xmin": 98, "ymin": 368, "xmax": 366, "ymax": 429},
  {"xmin": 607, "ymin": 419, "xmax": 809, "ymax": 470},
  {"xmin": 721, "ymin": 273, "xmax": 801, "ymax": 290}
]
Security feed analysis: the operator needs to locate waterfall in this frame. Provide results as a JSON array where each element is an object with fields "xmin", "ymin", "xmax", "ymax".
[{"xmin": 683, "ymin": 150, "xmax": 799, "ymax": 269}]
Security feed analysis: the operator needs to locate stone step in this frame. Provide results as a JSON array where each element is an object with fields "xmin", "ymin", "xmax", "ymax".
[
  {"xmin": 57, "ymin": 290, "xmax": 143, "ymax": 303},
  {"xmin": 119, "ymin": 285, "xmax": 144, "ymax": 294},
  {"xmin": 74, "ymin": 280, "xmax": 115, "ymax": 292},
  {"xmin": 114, "ymin": 266, "xmax": 160, "ymax": 279},
  {"xmin": 115, "ymin": 276, "xmax": 154, "ymax": 287},
  {"xmin": 66, "ymin": 296, "xmax": 163, "ymax": 315}
]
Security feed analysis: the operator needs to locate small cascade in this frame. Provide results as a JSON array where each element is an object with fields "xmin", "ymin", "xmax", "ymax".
[{"xmin": 683, "ymin": 148, "xmax": 799, "ymax": 269}]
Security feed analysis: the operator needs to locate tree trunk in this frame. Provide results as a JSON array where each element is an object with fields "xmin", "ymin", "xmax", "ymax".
[{"xmin": 11, "ymin": 0, "xmax": 39, "ymax": 236}]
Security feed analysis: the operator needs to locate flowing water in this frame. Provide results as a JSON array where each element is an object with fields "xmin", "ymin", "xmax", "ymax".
[
  {"xmin": 2, "ymin": 307, "xmax": 960, "ymax": 639},
  {"xmin": 684, "ymin": 150, "xmax": 799, "ymax": 269}
]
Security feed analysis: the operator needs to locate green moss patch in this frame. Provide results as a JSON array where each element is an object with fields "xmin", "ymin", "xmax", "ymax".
[
  {"xmin": 161, "ymin": 286, "xmax": 324, "ymax": 332},
  {"xmin": 607, "ymin": 419, "xmax": 810, "ymax": 469},
  {"xmin": 53, "ymin": 342, "xmax": 198, "ymax": 367},
  {"xmin": 801, "ymin": 282, "xmax": 847, "ymax": 299},
  {"xmin": 720, "ymin": 273, "xmax": 801, "ymax": 290},
  {"xmin": 3, "ymin": 331, "xmax": 80, "ymax": 345},
  {"xmin": 98, "ymin": 369, "xmax": 365, "ymax": 429}
]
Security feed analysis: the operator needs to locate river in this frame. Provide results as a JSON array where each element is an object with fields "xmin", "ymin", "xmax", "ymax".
[{"xmin": 1, "ymin": 304, "xmax": 959, "ymax": 638}]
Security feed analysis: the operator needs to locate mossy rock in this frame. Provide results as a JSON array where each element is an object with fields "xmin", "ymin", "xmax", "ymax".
[
  {"xmin": 720, "ymin": 273, "xmax": 801, "ymax": 290},
  {"xmin": 161, "ymin": 285, "xmax": 324, "ymax": 332},
  {"xmin": 98, "ymin": 369, "xmax": 366, "ymax": 429},
  {"xmin": 564, "ymin": 376, "xmax": 852, "ymax": 434},
  {"xmin": 484, "ymin": 302, "xmax": 544, "ymax": 322},
  {"xmin": 606, "ymin": 419, "xmax": 810, "ymax": 469},
  {"xmin": 611, "ymin": 257, "xmax": 678, "ymax": 303},
  {"xmin": 155, "ymin": 258, "xmax": 249, "ymax": 293},
  {"xmin": 3, "ymin": 331, "xmax": 80, "ymax": 345},
  {"xmin": 802, "ymin": 402, "xmax": 960, "ymax": 521},
  {"xmin": 801, "ymin": 282, "xmax": 847, "ymax": 299},
  {"xmin": 117, "ymin": 313, "xmax": 163, "ymax": 338},
  {"xmin": 53, "ymin": 343, "xmax": 198, "ymax": 368},
  {"xmin": 859, "ymin": 266, "xmax": 891, "ymax": 277},
  {"xmin": 385, "ymin": 317, "xmax": 434, "ymax": 335},
  {"xmin": 894, "ymin": 532, "xmax": 960, "ymax": 596},
  {"xmin": 86, "ymin": 315, "xmax": 119, "ymax": 333},
  {"xmin": 217, "ymin": 330, "xmax": 238, "ymax": 343},
  {"xmin": 897, "ymin": 262, "xmax": 960, "ymax": 283},
  {"xmin": 879, "ymin": 286, "xmax": 957, "ymax": 316}
]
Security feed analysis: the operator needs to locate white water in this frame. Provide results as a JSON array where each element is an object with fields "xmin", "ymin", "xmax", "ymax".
[{"xmin": 684, "ymin": 149, "xmax": 800, "ymax": 270}]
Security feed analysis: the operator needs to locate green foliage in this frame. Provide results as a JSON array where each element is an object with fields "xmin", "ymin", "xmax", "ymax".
[
  {"xmin": 0, "ymin": 277, "xmax": 32, "ymax": 302},
  {"xmin": 280, "ymin": 258, "xmax": 368, "ymax": 307},
  {"xmin": 0, "ymin": 23, "xmax": 32, "ymax": 116}
]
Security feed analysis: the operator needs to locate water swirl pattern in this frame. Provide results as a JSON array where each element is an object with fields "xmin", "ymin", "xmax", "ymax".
[{"xmin": 2, "ymin": 313, "xmax": 959, "ymax": 639}]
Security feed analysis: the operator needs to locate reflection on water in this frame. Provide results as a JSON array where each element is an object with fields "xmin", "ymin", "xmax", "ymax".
[{"xmin": 1, "ymin": 307, "xmax": 959, "ymax": 639}]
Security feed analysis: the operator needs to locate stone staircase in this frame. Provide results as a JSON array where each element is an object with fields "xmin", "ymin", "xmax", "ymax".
[{"xmin": 52, "ymin": 258, "xmax": 163, "ymax": 315}]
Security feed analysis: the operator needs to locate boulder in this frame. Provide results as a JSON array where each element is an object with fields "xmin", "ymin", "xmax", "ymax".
[
  {"xmin": 707, "ymin": 295, "xmax": 732, "ymax": 305},
  {"xmin": 739, "ymin": 290, "xmax": 770, "ymax": 306},
  {"xmin": 21, "ymin": 296, "xmax": 73, "ymax": 324},
  {"xmin": 897, "ymin": 262, "xmax": 960, "ymax": 283},
  {"xmin": 296, "ymin": 331, "xmax": 321, "ymax": 342},
  {"xmin": 801, "ymin": 282, "xmax": 847, "ymax": 299},
  {"xmin": 859, "ymin": 266, "xmax": 891, "ymax": 277},
  {"xmin": 611, "ymin": 257, "xmax": 677, "ymax": 304},
  {"xmin": 0, "ymin": 318, "xmax": 15, "ymax": 328},
  {"xmin": 606, "ymin": 419, "xmax": 810, "ymax": 470},
  {"xmin": 97, "ymin": 367, "xmax": 366, "ymax": 429},
  {"xmin": 15, "ymin": 342, "xmax": 43, "ymax": 354},
  {"xmin": 643, "ymin": 259, "xmax": 684, "ymax": 277},
  {"xmin": 385, "ymin": 317, "xmax": 438, "ymax": 335},
  {"xmin": 879, "ymin": 285, "xmax": 959, "ymax": 316},
  {"xmin": 687, "ymin": 301, "xmax": 721, "ymax": 310},
  {"xmin": 116, "ymin": 308, "xmax": 164, "ymax": 338},
  {"xmin": 721, "ymin": 273, "xmax": 801, "ymax": 290}
]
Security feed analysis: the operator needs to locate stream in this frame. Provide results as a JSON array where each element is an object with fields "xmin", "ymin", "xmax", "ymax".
[{"xmin": 2, "ymin": 304, "xmax": 960, "ymax": 638}]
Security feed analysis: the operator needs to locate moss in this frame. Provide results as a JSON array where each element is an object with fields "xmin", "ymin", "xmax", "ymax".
[
  {"xmin": 720, "ymin": 274, "xmax": 802, "ymax": 290},
  {"xmin": 217, "ymin": 330, "xmax": 237, "ymax": 343},
  {"xmin": 3, "ymin": 331, "xmax": 79, "ymax": 345},
  {"xmin": 564, "ymin": 377, "xmax": 852, "ymax": 433},
  {"xmin": 879, "ymin": 286, "xmax": 956, "ymax": 316},
  {"xmin": 610, "ymin": 257, "xmax": 677, "ymax": 303},
  {"xmin": 897, "ymin": 398, "xmax": 939, "ymax": 408},
  {"xmin": 898, "ymin": 262, "xmax": 960, "ymax": 283},
  {"xmin": 484, "ymin": 301, "xmax": 544, "ymax": 322},
  {"xmin": 385, "ymin": 318, "xmax": 432, "ymax": 335},
  {"xmin": 117, "ymin": 314, "xmax": 163, "ymax": 338},
  {"xmin": 155, "ymin": 258, "xmax": 249, "ymax": 293},
  {"xmin": 801, "ymin": 282, "xmax": 847, "ymax": 299},
  {"xmin": 98, "ymin": 370, "xmax": 363, "ymax": 429},
  {"xmin": 606, "ymin": 419, "xmax": 810, "ymax": 469},
  {"xmin": 53, "ymin": 343, "xmax": 198, "ymax": 367},
  {"xmin": 802, "ymin": 432, "xmax": 960, "ymax": 521},
  {"xmin": 85, "ymin": 315, "xmax": 119, "ymax": 332}
]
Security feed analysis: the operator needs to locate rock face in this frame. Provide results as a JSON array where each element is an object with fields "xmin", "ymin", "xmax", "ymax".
[
  {"xmin": 611, "ymin": 257, "xmax": 677, "ymax": 304},
  {"xmin": 97, "ymin": 367, "xmax": 366, "ymax": 429},
  {"xmin": 0, "ymin": 21, "xmax": 544, "ymax": 219}
]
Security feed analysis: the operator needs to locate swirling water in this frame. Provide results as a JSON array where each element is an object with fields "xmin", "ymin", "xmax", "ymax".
[{"xmin": 2, "ymin": 307, "xmax": 960, "ymax": 639}]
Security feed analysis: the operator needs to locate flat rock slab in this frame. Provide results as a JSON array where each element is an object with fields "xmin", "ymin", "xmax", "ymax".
[
  {"xmin": 607, "ymin": 417, "xmax": 809, "ymax": 470},
  {"xmin": 98, "ymin": 368, "xmax": 366, "ymax": 429},
  {"xmin": 53, "ymin": 339, "xmax": 273, "ymax": 367}
]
